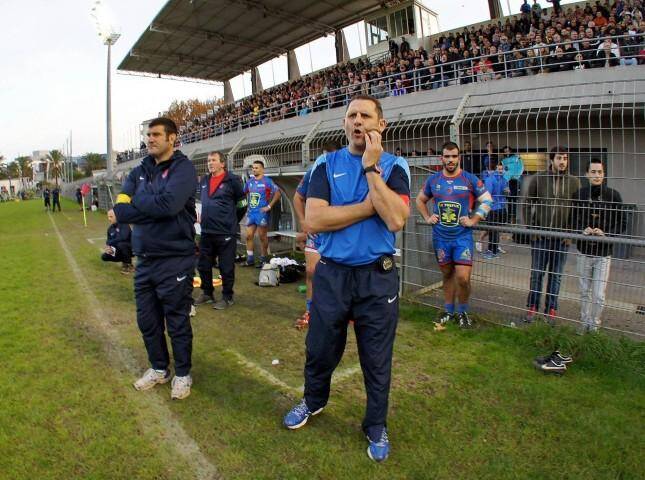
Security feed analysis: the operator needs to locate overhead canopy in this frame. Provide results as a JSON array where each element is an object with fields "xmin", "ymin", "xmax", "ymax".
[{"xmin": 118, "ymin": 0, "xmax": 385, "ymax": 82}]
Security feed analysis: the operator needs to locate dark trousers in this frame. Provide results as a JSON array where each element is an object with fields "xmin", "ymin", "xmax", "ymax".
[
  {"xmin": 44, "ymin": 199, "xmax": 50, "ymax": 210},
  {"xmin": 197, "ymin": 233, "xmax": 236, "ymax": 299},
  {"xmin": 527, "ymin": 237, "xmax": 569, "ymax": 312},
  {"xmin": 52, "ymin": 199, "xmax": 61, "ymax": 211},
  {"xmin": 304, "ymin": 257, "xmax": 399, "ymax": 439},
  {"xmin": 134, "ymin": 255, "xmax": 195, "ymax": 376},
  {"xmin": 487, "ymin": 209, "xmax": 507, "ymax": 254},
  {"xmin": 101, "ymin": 244, "xmax": 132, "ymax": 265}
]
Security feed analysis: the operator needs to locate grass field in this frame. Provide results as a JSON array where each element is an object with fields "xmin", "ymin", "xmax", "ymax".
[{"xmin": 1, "ymin": 198, "xmax": 644, "ymax": 480}]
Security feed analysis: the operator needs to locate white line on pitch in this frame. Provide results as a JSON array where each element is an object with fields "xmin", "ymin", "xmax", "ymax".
[{"xmin": 49, "ymin": 213, "xmax": 220, "ymax": 480}]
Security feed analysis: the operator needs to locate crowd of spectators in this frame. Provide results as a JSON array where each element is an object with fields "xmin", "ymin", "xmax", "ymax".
[{"xmin": 174, "ymin": 0, "xmax": 643, "ymax": 145}]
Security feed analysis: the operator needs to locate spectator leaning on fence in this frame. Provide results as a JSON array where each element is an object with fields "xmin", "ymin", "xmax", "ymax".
[
  {"xmin": 570, "ymin": 159, "xmax": 626, "ymax": 333},
  {"xmin": 521, "ymin": 146, "xmax": 580, "ymax": 324}
]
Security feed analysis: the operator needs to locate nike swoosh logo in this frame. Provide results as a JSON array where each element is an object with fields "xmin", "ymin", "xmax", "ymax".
[
  {"xmin": 333, "ymin": 173, "xmax": 347, "ymax": 179},
  {"xmin": 177, "ymin": 275, "xmax": 187, "ymax": 282},
  {"xmin": 388, "ymin": 296, "xmax": 397, "ymax": 304},
  {"xmin": 224, "ymin": 237, "xmax": 231, "ymax": 241}
]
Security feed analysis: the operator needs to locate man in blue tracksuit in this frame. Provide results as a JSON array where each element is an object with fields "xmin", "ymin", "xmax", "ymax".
[
  {"xmin": 483, "ymin": 161, "xmax": 509, "ymax": 258},
  {"xmin": 194, "ymin": 151, "xmax": 245, "ymax": 310},
  {"xmin": 113, "ymin": 117, "xmax": 197, "ymax": 400},
  {"xmin": 283, "ymin": 95, "xmax": 411, "ymax": 463}
]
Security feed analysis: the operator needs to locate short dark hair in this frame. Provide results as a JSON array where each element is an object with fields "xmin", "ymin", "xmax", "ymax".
[
  {"xmin": 549, "ymin": 145, "xmax": 568, "ymax": 160},
  {"xmin": 208, "ymin": 151, "xmax": 225, "ymax": 163},
  {"xmin": 149, "ymin": 117, "xmax": 178, "ymax": 136},
  {"xmin": 346, "ymin": 94, "xmax": 384, "ymax": 119},
  {"xmin": 441, "ymin": 141, "xmax": 460, "ymax": 154},
  {"xmin": 252, "ymin": 160, "xmax": 265, "ymax": 168},
  {"xmin": 586, "ymin": 158, "xmax": 604, "ymax": 172}
]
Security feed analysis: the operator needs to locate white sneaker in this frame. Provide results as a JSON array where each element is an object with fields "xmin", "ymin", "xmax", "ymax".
[
  {"xmin": 133, "ymin": 368, "xmax": 171, "ymax": 391},
  {"xmin": 171, "ymin": 375, "xmax": 193, "ymax": 400},
  {"xmin": 475, "ymin": 241, "xmax": 483, "ymax": 253},
  {"xmin": 498, "ymin": 247, "xmax": 507, "ymax": 254}
]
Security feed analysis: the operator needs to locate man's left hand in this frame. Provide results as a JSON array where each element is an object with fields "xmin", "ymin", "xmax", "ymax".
[
  {"xmin": 362, "ymin": 130, "xmax": 383, "ymax": 169},
  {"xmin": 459, "ymin": 216, "xmax": 475, "ymax": 227},
  {"xmin": 592, "ymin": 228, "xmax": 605, "ymax": 236},
  {"xmin": 261, "ymin": 206, "xmax": 271, "ymax": 213}
]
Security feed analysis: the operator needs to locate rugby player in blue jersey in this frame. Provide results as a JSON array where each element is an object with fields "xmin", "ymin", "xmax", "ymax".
[
  {"xmin": 243, "ymin": 160, "xmax": 281, "ymax": 267},
  {"xmin": 416, "ymin": 141, "xmax": 493, "ymax": 328},
  {"xmin": 283, "ymin": 95, "xmax": 410, "ymax": 463}
]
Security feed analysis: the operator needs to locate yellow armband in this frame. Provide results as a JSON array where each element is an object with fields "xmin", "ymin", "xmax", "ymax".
[{"xmin": 116, "ymin": 193, "xmax": 131, "ymax": 204}]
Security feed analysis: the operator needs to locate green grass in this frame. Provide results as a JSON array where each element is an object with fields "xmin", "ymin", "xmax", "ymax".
[{"xmin": 1, "ymin": 199, "xmax": 644, "ymax": 479}]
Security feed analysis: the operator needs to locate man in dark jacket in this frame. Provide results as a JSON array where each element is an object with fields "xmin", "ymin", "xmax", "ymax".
[
  {"xmin": 43, "ymin": 188, "xmax": 51, "ymax": 211},
  {"xmin": 51, "ymin": 186, "xmax": 61, "ymax": 212},
  {"xmin": 522, "ymin": 146, "xmax": 580, "ymax": 323},
  {"xmin": 113, "ymin": 117, "xmax": 197, "ymax": 400},
  {"xmin": 194, "ymin": 151, "xmax": 245, "ymax": 310},
  {"xmin": 101, "ymin": 208, "xmax": 133, "ymax": 274},
  {"xmin": 571, "ymin": 159, "xmax": 626, "ymax": 332}
]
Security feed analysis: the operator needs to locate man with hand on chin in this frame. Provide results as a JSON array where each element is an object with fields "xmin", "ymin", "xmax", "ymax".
[
  {"xmin": 113, "ymin": 117, "xmax": 198, "ymax": 400},
  {"xmin": 283, "ymin": 95, "xmax": 410, "ymax": 463},
  {"xmin": 416, "ymin": 142, "xmax": 493, "ymax": 328}
]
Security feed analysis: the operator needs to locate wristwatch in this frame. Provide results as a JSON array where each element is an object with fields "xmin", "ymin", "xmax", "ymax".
[{"xmin": 363, "ymin": 165, "xmax": 381, "ymax": 175}]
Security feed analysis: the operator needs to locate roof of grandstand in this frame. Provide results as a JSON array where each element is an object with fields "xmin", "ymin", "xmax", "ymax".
[{"xmin": 117, "ymin": 0, "xmax": 385, "ymax": 82}]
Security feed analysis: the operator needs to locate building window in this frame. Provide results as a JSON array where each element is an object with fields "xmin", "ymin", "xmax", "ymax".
[
  {"xmin": 388, "ymin": 6, "xmax": 415, "ymax": 38},
  {"xmin": 367, "ymin": 15, "xmax": 389, "ymax": 46}
]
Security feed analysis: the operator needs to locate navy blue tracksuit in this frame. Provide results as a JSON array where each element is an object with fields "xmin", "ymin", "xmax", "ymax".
[
  {"xmin": 113, "ymin": 151, "xmax": 197, "ymax": 376},
  {"xmin": 198, "ymin": 171, "xmax": 245, "ymax": 300}
]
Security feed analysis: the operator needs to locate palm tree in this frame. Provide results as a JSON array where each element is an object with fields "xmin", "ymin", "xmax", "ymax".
[
  {"xmin": 48, "ymin": 150, "xmax": 64, "ymax": 186},
  {"xmin": 15, "ymin": 156, "xmax": 32, "ymax": 190}
]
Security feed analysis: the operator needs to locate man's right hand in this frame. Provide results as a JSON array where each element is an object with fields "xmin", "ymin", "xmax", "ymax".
[
  {"xmin": 583, "ymin": 227, "xmax": 593, "ymax": 235},
  {"xmin": 426, "ymin": 214, "xmax": 439, "ymax": 225}
]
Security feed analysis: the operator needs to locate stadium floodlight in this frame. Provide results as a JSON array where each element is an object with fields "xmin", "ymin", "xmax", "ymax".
[{"xmin": 90, "ymin": 0, "xmax": 120, "ymax": 178}]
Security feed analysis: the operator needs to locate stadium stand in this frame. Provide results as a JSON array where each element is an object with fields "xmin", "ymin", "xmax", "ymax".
[{"xmin": 173, "ymin": 0, "xmax": 644, "ymax": 145}]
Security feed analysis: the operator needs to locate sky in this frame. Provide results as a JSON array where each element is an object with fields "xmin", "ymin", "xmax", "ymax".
[{"xmin": 0, "ymin": 0, "xmax": 574, "ymax": 162}]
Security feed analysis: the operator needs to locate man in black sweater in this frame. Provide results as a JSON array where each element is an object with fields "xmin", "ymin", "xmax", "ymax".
[
  {"xmin": 571, "ymin": 159, "xmax": 626, "ymax": 332},
  {"xmin": 101, "ymin": 209, "xmax": 133, "ymax": 274}
]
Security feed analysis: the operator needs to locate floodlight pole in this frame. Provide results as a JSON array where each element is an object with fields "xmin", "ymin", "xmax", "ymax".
[{"xmin": 105, "ymin": 33, "xmax": 120, "ymax": 178}]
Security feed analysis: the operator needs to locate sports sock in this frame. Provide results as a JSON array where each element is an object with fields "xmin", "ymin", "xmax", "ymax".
[
  {"xmin": 306, "ymin": 299, "xmax": 312, "ymax": 312},
  {"xmin": 457, "ymin": 303, "xmax": 469, "ymax": 314},
  {"xmin": 444, "ymin": 303, "xmax": 455, "ymax": 314}
]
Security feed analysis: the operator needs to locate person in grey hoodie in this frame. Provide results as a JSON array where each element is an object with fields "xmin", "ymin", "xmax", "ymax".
[{"xmin": 522, "ymin": 146, "xmax": 580, "ymax": 323}]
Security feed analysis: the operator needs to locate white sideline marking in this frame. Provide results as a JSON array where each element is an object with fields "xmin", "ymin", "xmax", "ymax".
[
  {"xmin": 225, "ymin": 349, "xmax": 300, "ymax": 395},
  {"xmin": 86, "ymin": 237, "xmax": 104, "ymax": 244},
  {"xmin": 49, "ymin": 213, "xmax": 220, "ymax": 480},
  {"xmin": 225, "ymin": 349, "xmax": 363, "ymax": 397}
]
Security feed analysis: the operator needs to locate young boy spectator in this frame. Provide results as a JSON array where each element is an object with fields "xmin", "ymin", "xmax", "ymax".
[{"xmin": 101, "ymin": 209, "xmax": 134, "ymax": 274}]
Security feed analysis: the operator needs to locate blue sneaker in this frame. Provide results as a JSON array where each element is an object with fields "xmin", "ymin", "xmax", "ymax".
[
  {"xmin": 366, "ymin": 428, "xmax": 390, "ymax": 462},
  {"xmin": 283, "ymin": 399, "xmax": 323, "ymax": 430},
  {"xmin": 481, "ymin": 250, "xmax": 497, "ymax": 260}
]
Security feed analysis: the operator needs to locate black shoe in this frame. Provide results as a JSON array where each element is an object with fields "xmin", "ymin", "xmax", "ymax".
[
  {"xmin": 436, "ymin": 312, "xmax": 454, "ymax": 325},
  {"xmin": 534, "ymin": 356, "xmax": 567, "ymax": 374},
  {"xmin": 194, "ymin": 293, "xmax": 214, "ymax": 305},
  {"xmin": 457, "ymin": 312, "xmax": 473, "ymax": 329},
  {"xmin": 535, "ymin": 350, "xmax": 573, "ymax": 365},
  {"xmin": 213, "ymin": 298, "xmax": 234, "ymax": 310}
]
